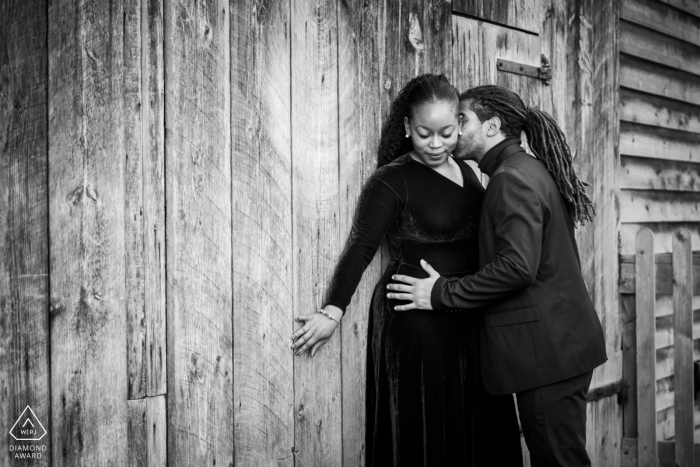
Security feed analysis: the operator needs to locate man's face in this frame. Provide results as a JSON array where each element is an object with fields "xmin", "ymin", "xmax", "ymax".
[{"xmin": 454, "ymin": 99, "xmax": 488, "ymax": 163}]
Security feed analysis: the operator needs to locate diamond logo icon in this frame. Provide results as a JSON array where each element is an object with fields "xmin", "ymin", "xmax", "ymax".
[{"xmin": 9, "ymin": 406, "xmax": 47, "ymax": 441}]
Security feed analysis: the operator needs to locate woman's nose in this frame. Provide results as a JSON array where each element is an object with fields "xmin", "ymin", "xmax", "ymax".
[{"xmin": 429, "ymin": 135, "xmax": 442, "ymax": 148}]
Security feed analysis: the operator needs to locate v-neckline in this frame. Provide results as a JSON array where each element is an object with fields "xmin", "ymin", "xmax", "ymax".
[{"xmin": 410, "ymin": 157, "xmax": 466, "ymax": 189}]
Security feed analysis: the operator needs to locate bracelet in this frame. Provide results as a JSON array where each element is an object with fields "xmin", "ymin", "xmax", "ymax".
[{"xmin": 318, "ymin": 309, "xmax": 341, "ymax": 325}]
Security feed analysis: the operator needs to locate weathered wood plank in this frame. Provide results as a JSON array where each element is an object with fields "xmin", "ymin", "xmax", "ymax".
[
  {"xmin": 620, "ymin": 88, "xmax": 700, "ymax": 134},
  {"xmin": 586, "ymin": 0, "xmax": 622, "ymax": 397},
  {"xmin": 48, "ymin": 0, "xmax": 127, "ymax": 464},
  {"xmin": 620, "ymin": 190, "xmax": 700, "ymax": 223},
  {"xmin": 657, "ymin": 404, "xmax": 700, "ymax": 441},
  {"xmin": 657, "ymin": 0, "xmax": 700, "ymax": 19},
  {"xmin": 619, "ymin": 253, "xmax": 700, "ymax": 294},
  {"xmin": 124, "ymin": 0, "xmax": 166, "ymax": 400},
  {"xmin": 620, "ymin": 121, "xmax": 700, "ymax": 164},
  {"xmin": 127, "ymin": 396, "xmax": 167, "ymax": 467},
  {"xmin": 673, "ymin": 229, "xmax": 694, "ymax": 466},
  {"xmin": 338, "ymin": 2, "xmax": 385, "ymax": 466},
  {"xmin": 622, "ymin": 294, "xmax": 638, "ymax": 438},
  {"xmin": 565, "ymin": 2, "xmax": 623, "ymax": 459},
  {"xmin": 164, "ymin": 1, "xmax": 233, "ymax": 466},
  {"xmin": 621, "ymin": 0, "xmax": 700, "ymax": 46},
  {"xmin": 620, "ymin": 222, "xmax": 700, "ymax": 255},
  {"xmin": 620, "ymin": 20, "xmax": 700, "ymax": 76},
  {"xmin": 452, "ymin": 15, "xmax": 541, "ymax": 105},
  {"xmin": 291, "ymin": 1, "xmax": 342, "ymax": 465},
  {"xmin": 621, "ymin": 156, "xmax": 700, "ymax": 192},
  {"xmin": 622, "ymin": 438, "xmax": 700, "ymax": 467},
  {"xmin": 0, "ymin": 1, "xmax": 50, "ymax": 466},
  {"xmin": 231, "ymin": 1, "xmax": 294, "ymax": 465},
  {"xmin": 636, "ymin": 228, "xmax": 657, "ymax": 466},
  {"xmin": 452, "ymin": 0, "xmax": 541, "ymax": 34},
  {"xmin": 620, "ymin": 54, "xmax": 700, "ymax": 107},
  {"xmin": 382, "ymin": 0, "xmax": 452, "ymax": 104}
]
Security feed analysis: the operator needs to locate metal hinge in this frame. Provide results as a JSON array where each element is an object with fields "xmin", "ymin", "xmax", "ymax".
[
  {"xmin": 586, "ymin": 379, "xmax": 630, "ymax": 405},
  {"xmin": 496, "ymin": 54, "xmax": 552, "ymax": 85}
]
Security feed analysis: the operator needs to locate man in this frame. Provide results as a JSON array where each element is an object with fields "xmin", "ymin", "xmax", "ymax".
[{"xmin": 386, "ymin": 85, "xmax": 607, "ymax": 466}]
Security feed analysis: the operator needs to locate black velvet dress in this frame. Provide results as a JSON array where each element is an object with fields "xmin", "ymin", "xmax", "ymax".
[{"xmin": 323, "ymin": 154, "xmax": 523, "ymax": 466}]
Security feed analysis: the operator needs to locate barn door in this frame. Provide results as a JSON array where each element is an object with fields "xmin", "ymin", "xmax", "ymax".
[{"xmin": 450, "ymin": 0, "xmax": 567, "ymax": 184}]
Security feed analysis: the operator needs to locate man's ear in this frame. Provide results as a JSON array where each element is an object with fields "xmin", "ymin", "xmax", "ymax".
[{"xmin": 486, "ymin": 116, "xmax": 502, "ymax": 136}]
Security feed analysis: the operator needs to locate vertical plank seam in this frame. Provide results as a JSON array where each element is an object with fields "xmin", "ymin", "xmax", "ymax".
[
  {"xmin": 290, "ymin": 0, "xmax": 296, "ymax": 464},
  {"xmin": 228, "ymin": 1, "xmax": 236, "ymax": 464},
  {"xmin": 162, "ymin": 0, "xmax": 171, "ymax": 464},
  {"xmin": 45, "ymin": 0, "xmax": 53, "ymax": 464},
  {"xmin": 335, "ymin": 1, "xmax": 344, "ymax": 464}
]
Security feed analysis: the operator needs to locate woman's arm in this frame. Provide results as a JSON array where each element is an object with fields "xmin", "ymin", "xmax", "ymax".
[{"xmin": 292, "ymin": 167, "xmax": 405, "ymax": 356}]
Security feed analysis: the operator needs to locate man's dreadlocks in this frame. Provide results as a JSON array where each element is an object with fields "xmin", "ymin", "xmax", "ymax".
[{"xmin": 461, "ymin": 85, "xmax": 595, "ymax": 226}]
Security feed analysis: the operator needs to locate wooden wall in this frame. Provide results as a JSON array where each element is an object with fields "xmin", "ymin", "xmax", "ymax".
[
  {"xmin": 617, "ymin": 0, "xmax": 700, "ymax": 444},
  {"xmin": 0, "ymin": 0, "xmax": 651, "ymax": 465}
]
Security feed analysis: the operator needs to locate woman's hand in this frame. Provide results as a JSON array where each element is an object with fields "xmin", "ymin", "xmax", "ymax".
[{"xmin": 291, "ymin": 305, "xmax": 342, "ymax": 357}]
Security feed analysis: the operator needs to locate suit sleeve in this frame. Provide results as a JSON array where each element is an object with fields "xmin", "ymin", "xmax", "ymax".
[{"xmin": 431, "ymin": 170, "xmax": 543, "ymax": 310}]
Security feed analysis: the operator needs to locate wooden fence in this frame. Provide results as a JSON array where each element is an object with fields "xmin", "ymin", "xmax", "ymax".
[{"xmin": 621, "ymin": 228, "xmax": 699, "ymax": 466}]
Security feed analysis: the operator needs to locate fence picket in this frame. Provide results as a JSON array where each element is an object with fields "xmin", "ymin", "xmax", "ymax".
[
  {"xmin": 636, "ymin": 227, "xmax": 657, "ymax": 465},
  {"xmin": 673, "ymin": 229, "xmax": 694, "ymax": 466}
]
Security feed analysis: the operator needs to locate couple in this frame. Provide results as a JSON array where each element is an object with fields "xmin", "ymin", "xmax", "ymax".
[{"xmin": 291, "ymin": 74, "xmax": 607, "ymax": 466}]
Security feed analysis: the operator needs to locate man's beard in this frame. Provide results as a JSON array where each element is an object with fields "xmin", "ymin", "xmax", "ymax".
[{"xmin": 453, "ymin": 133, "xmax": 485, "ymax": 162}]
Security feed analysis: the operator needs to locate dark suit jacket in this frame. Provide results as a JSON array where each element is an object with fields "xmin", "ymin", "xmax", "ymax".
[{"xmin": 431, "ymin": 138, "xmax": 607, "ymax": 395}]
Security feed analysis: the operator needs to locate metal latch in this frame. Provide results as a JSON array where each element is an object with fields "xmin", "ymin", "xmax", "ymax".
[
  {"xmin": 586, "ymin": 379, "xmax": 630, "ymax": 405},
  {"xmin": 496, "ymin": 54, "xmax": 552, "ymax": 85}
]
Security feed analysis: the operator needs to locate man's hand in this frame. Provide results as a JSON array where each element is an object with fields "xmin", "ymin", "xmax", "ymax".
[{"xmin": 386, "ymin": 260, "xmax": 441, "ymax": 311}]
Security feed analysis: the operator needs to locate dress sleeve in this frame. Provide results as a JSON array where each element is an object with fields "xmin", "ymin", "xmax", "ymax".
[
  {"xmin": 430, "ymin": 170, "xmax": 543, "ymax": 310},
  {"xmin": 323, "ymin": 166, "xmax": 405, "ymax": 313}
]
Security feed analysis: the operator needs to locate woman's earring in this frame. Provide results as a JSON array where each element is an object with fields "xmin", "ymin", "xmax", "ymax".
[
  {"xmin": 405, "ymin": 133, "xmax": 410, "ymax": 138},
  {"xmin": 459, "ymin": 131, "xmax": 463, "ymax": 135}
]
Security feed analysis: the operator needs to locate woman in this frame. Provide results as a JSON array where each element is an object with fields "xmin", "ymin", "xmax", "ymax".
[{"xmin": 291, "ymin": 74, "xmax": 523, "ymax": 465}]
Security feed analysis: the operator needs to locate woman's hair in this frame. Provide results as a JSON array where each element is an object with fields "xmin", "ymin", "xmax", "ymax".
[
  {"xmin": 461, "ymin": 85, "xmax": 595, "ymax": 225},
  {"xmin": 377, "ymin": 74, "xmax": 459, "ymax": 168}
]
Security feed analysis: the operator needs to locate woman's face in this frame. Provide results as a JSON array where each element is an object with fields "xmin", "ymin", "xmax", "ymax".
[{"xmin": 404, "ymin": 101, "xmax": 459, "ymax": 168}]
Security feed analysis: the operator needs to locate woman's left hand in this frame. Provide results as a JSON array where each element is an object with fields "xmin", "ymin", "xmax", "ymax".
[{"xmin": 291, "ymin": 306, "xmax": 342, "ymax": 357}]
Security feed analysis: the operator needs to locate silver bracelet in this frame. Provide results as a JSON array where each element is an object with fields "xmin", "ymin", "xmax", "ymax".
[{"xmin": 318, "ymin": 309, "xmax": 340, "ymax": 325}]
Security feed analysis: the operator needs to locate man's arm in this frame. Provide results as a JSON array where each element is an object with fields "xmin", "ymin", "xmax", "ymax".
[{"xmin": 431, "ymin": 170, "xmax": 544, "ymax": 310}]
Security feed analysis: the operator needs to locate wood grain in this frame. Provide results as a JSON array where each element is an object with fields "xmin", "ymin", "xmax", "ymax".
[
  {"xmin": 619, "ymin": 253, "xmax": 700, "ymax": 294},
  {"xmin": 620, "ymin": 156, "xmax": 700, "ymax": 192},
  {"xmin": 620, "ymin": 20, "xmax": 700, "ymax": 76},
  {"xmin": 0, "ymin": 1, "xmax": 50, "ymax": 466},
  {"xmin": 48, "ymin": 0, "xmax": 128, "ymax": 464},
  {"xmin": 620, "ymin": 222, "xmax": 700, "ymax": 255},
  {"xmin": 620, "ymin": 122, "xmax": 700, "ymax": 164},
  {"xmin": 635, "ymin": 228, "xmax": 657, "ymax": 466},
  {"xmin": 127, "ymin": 396, "xmax": 167, "ymax": 467},
  {"xmin": 164, "ymin": 1, "xmax": 233, "ymax": 465},
  {"xmin": 584, "ymin": 2, "xmax": 623, "ymax": 461},
  {"xmin": 620, "ymin": 190, "xmax": 700, "ymax": 223},
  {"xmin": 621, "ymin": 0, "xmax": 700, "ymax": 46},
  {"xmin": 621, "ymin": 294, "xmax": 638, "ymax": 438},
  {"xmin": 620, "ymin": 54, "xmax": 700, "ymax": 107},
  {"xmin": 452, "ymin": 16, "xmax": 540, "ymax": 104},
  {"xmin": 124, "ymin": 0, "xmax": 166, "ymax": 400},
  {"xmin": 620, "ymin": 88, "xmax": 700, "ymax": 135},
  {"xmin": 231, "ymin": 0, "xmax": 294, "ymax": 465},
  {"xmin": 657, "ymin": 0, "xmax": 700, "ymax": 18},
  {"xmin": 291, "ymin": 1, "xmax": 342, "ymax": 465},
  {"xmin": 338, "ymin": 2, "xmax": 385, "ymax": 465},
  {"xmin": 452, "ymin": 0, "xmax": 541, "ymax": 34},
  {"xmin": 672, "ymin": 229, "xmax": 694, "ymax": 465}
]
